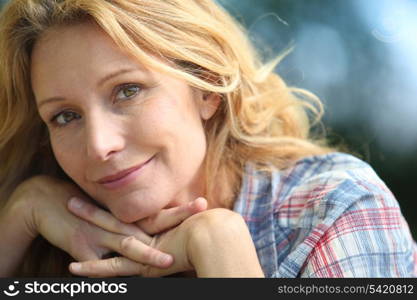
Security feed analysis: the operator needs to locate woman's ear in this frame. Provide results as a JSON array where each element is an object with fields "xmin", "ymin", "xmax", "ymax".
[{"xmin": 199, "ymin": 92, "xmax": 222, "ymax": 120}]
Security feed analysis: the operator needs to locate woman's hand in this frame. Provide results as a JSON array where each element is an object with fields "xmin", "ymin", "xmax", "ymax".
[
  {"xmin": 67, "ymin": 196, "xmax": 208, "ymax": 277},
  {"xmin": 66, "ymin": 195, "xmax": 208, "ymax": 271},
  {"xmin": 68, "ymin": 207, "xmax": 265, "ymax": 278},
  {"xmin": 11, "ymin": 175, "xmax": 204, "ymax": 270}
]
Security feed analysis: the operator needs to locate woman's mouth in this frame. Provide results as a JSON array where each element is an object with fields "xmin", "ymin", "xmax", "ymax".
[{"xmin": 97, "ymin": 156, "xmax": 154, "ymax": 190}]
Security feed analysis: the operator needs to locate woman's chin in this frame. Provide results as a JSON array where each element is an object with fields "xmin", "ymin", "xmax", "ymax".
[{"xmin": 108, "ymin": 199, "xmax": 166, "ymax": 223}]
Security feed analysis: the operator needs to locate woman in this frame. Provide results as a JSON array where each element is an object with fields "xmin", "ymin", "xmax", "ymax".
[{"xmin": 0, "ymin": 0, "xmax": 416, "ymax": 277}]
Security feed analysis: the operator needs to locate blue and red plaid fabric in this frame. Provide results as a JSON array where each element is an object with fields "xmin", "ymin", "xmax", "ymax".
[{"xmin": 233, "ymin": 152, "xmax": 417, "ymax": 277}]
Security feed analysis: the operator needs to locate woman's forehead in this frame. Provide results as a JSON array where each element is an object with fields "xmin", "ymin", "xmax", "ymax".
[
  {"xmin": 30, "ymin": 23, "xmax": 147, "ymax": 99},
  {"xmin": 31, "ymin": 21, "xmax": 172, "ymax": 79}
]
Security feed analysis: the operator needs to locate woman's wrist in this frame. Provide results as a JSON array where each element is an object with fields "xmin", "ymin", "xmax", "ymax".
[
  {"xmin": 186, "ymin": 209, "xmax": 264, "ymax": 277},
  {"xmin": 0, "ymin": 191, "xmax": 40, "ymax": 276},
  {"xmin": 6, "ymin": 184, "xmax": 40, "ymax": 240}
]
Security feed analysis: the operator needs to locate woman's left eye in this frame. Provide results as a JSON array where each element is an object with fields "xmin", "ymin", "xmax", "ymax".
[{"xmin": 115, "ymin": 84, "xmax": 141, "ymax": 101}]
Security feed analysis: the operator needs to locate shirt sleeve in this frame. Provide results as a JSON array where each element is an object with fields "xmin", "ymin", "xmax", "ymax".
[
  {"xmin": 297, "ymin": 177, "xmax": 416, "ymax": 277},
  {"xmin": 240, "ymin": 153, "xmax": 417, "ymax": 277}
]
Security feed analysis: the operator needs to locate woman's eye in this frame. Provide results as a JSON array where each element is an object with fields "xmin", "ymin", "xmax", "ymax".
[
  {"xmin": 115, "ymin": 84, "xmax": 141, "ymax": 101},
  {"xmin": 52, "ymin": 111, "xmax": 81, "ymax": 126}
]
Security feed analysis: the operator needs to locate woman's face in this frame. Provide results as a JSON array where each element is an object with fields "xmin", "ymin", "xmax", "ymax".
[{"xmin": 31, "ymin": 22, "xmax": 220, "ymax": 223}]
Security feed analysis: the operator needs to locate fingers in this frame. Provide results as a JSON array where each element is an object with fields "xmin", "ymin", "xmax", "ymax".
[
  {"xmin": 69, "ymin": 236, "xmax": 174, "ymax": 278},
  {"xmin": 100, "ymin": 234, "xmax": 173, "ymax": 269},
  {"xmin": 73, "ymin": 247, "xmax": 103, "ymax": 262},
  {"xmin": 67, "ymin": 198, "xmax": 173, "ymax": 270},
  {"xmin": 68, "ymin": 197, "xmax": 152, "ymax": 244},
  {"xmin": 136, "ymin": 197, "xmax": 208, "ymax": 235},
  {"xmin": 69, "ymin": 256, "xmax": 144, "ymax": 278}
]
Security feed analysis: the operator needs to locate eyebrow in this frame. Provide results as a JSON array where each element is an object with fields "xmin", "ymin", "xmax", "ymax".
[
  {"xmin": 97, "ymin": 67, "xmax": 139, "ymax": 87},
  {"xmin": 37, "ymin": 67, "xmax": 141, "ymax": 109}
]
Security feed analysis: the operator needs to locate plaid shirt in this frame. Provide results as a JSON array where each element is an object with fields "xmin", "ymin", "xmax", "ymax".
[{"xmin": 233, "ymin": 152, "xmax": 417, "ymax": 277}]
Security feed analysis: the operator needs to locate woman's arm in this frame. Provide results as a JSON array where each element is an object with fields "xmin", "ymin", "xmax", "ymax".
[
  {"xmin": 0, "ymin": 193, "xmax": 37, "ymax": 277},
  {"xmin": 0, "ymin": 175, "xmax": 97, "ymax": 277},
  {"xmin": 187, "ymin": 209, "xmax": 264, "ymax": 277}
]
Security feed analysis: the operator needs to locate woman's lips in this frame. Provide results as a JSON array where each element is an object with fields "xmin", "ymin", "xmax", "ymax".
[{"xmin": 97, "ymin": 156, "xmax": 154, "ymax": 190}]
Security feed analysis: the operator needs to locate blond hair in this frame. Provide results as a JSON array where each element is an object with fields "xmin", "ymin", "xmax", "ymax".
[{"xmin": 0, "ymin": 0, "xmax": 332, "ymax": 276}]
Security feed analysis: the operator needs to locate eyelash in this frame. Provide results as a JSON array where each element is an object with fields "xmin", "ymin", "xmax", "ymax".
[
  {"xmin": 114, "ymin": 83, "xmax": 142, "ymax": 102},
  {"xmin": 49, "ymin": 83, "xmax": 142, "ymax": 127}
]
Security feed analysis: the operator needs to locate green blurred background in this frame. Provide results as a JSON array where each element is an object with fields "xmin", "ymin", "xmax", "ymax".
[
  {"xmin": 1, "ymin": 0, "xmax": 416, "ymax": 239},
  {"xmin": 219, "ymin": 0, "xmax": 417, "ymax": 239}
]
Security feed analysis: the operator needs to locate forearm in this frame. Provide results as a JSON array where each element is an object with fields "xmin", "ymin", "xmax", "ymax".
[{"xmin": 0, "ymin": 201, "xmax": 37, "ymax": 277}]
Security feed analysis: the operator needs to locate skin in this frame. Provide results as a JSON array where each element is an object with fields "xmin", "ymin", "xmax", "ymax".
[
  {"xmin": 25, "ymin": 21, "xmax": 264, "ymax": 277},
  {"xmin": 0, "ymin": 175, "xmax": 208, "ymax": 276},
  {"xmin": 68, "ymin": 205, "xmax": 264, "ymax": 277},
  {"xmin": 31, "ymin": 22, "xmax": 220, "ymax": 224}
]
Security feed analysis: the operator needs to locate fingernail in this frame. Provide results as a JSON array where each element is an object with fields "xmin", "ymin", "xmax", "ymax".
[
  {"xmin": 69, "ymin": 197, "xmax": 83, "ymax": 210},
  {"xmin": 70, "ymin": 263, "xmax": 81, "ymax": 272},
  {"xmin": 159, "ymin": 254, "xmax": 173, "ymax": 266}
]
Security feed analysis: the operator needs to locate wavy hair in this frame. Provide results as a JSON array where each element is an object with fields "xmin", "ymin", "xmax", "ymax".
[{"xmin": 0, "ymin": 0, "xmax": 333, "ymax": 276}]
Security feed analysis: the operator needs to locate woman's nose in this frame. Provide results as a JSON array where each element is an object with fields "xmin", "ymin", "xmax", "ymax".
[{"xmin": 85, "ymin": 112, "xmax": 125, "ymax": 161}]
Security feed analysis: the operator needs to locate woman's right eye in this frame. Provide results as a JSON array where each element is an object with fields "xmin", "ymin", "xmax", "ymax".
[{"xmin": 51, "ymin": 111, "xmax": 81, "ymax": 127}]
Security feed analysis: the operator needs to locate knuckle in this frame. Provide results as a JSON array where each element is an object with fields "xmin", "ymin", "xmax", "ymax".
[
  {"xmin": 143, "ymin": 266, "xmax": 160, "ymax": 278},
  {"xmin": 147, "ymin": 224, "xmax": 162, "ymax": 236},
  {"xmin": 110, "ymin": 218, "xmax": 121, "ymax": 231},
  {"xmin": 12, "ymin": 176, "xmax": 50, "ymax": 201},
  {"xmin": 198, "ymin": 208, "xmax": 242, "ymax": 226},
  {"xmin": 81, "ymin": 262, "xmax": 94, "ymax": 275},
  {"xmin": 136, "ymin": 218, "xmax": 151, "ymax": 232},
  {"xmin": 140, "ymin": 247, "xmax": 158, "ymax": 264},
  {"xmin": 189, "ymin": 208, "xmax": 246, "ymax": 239},
  {"xmin": 68, "ymin": 224, "xmax": 98, "ymax": 260},
  {"xmin": 68, "ymin": 232, "xmax": 82, "ymax": 257},
  {"xmin": 146, "ymin": 214, "xmax": 158, "ymax": 224},
  {"xmin": 141, "ymin": 216, "xmax": 159, "ymax": 233},
  {"xmin": 141, "ymin": 263, "xmax": 152, "ymax": 277},
  {"xmin": 82, "ymin": 202, "xmax": 97, "ymax": 218},
  {"xmin": 68, "ymin": 223, "xmax": 84, "ymax": 251},
  {"xmin": 120, "ymin": 236, "xmax": 136, "ymax": 252},
  {"xmin": 13, "ymin": 175, "xmax": 81, "ymax": 207},
  {"xmin": 108, "ymin": 257, "xmax": 123, "ymax": 274},
  {"xmin": 23, "ymin": 175, "xmax": 54, "ymax": 187},
  {"xmin": 24, "ymin": 175, "xmax": 68, "ymax": 192}
]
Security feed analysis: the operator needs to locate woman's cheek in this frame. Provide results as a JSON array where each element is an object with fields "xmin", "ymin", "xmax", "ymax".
[{"xmin": 50, "ymin": 133, "xmax": 84, "ymax": 180}]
